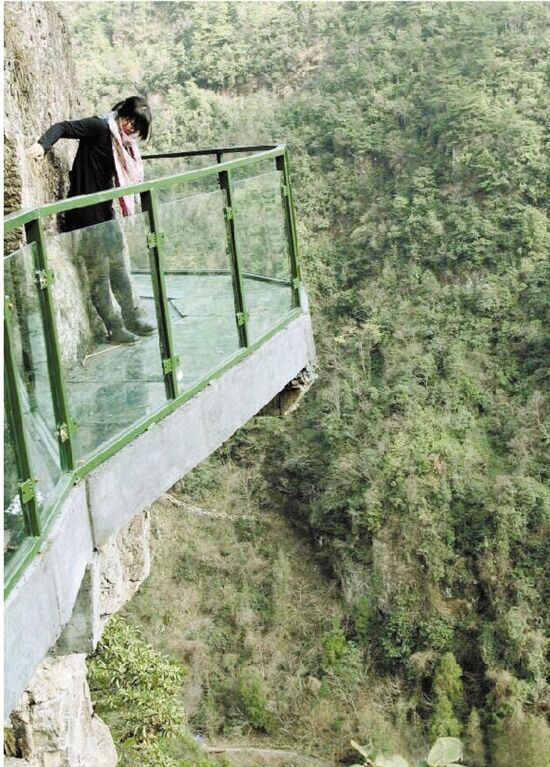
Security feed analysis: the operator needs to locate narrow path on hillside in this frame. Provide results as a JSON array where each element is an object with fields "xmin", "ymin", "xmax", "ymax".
[{"xmin": 204, "ymin": 743, "xmax": 333, "ymax": 767}]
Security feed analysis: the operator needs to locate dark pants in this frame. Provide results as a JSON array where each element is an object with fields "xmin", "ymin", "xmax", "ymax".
[{"xmin": 77, "ymin": 222, "xmax": 137, "ymax": 331}]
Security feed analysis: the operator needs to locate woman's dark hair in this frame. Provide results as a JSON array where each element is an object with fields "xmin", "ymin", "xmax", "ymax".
[{"xmin": 112, "ymin": 96, "xmax": 152, "ymax": 141}]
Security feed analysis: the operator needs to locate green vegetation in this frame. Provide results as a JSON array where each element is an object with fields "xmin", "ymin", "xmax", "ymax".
[
  {"xmin": 233, "ymin": 670, "xmax": 274, "ymax": 734},
  {"xmin": 88, "ymin": 615, "xmax": 222, "ymax": 767},
  {"xmin": 121, "ymin": 474, "xmax": 417, "ymax": 764},
  {"xmin": 430, "ymin": 654, "xmax": 464, "ymax": 741},
  {"xmin": 63, "ymin": 2, "xmax": 550, "ymax": 765}
]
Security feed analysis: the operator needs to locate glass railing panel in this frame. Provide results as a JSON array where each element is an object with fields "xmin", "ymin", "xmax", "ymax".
[
  {"xmin": 231, "ymin": 156, "xmax": 279, "ymax": 182},
  {"xmin": 4, "ymin": 411, "xmax": 26, "ymax": 566},
  {"xmin": 46, "ymin": 213, "xmax": 167, "ymax": 462},
  {"xmin": 143, "ymin": 154, "xmax": 215, "ymax": 184},
  {"xmin": 156, "ymin": 172, "xmax": 217, "ymax": 206},
  {"xmin": 143, "ymin": 157, "xmax": 192, "ymax": 182},
  {"xmin": 232, "ymin": 171, "xmax": 294, "ymax": 342},
  {"xmin": 157, "ymin": 188, "xmax": 241, "ymax": 390},
  {"xmin": 4, "ymin": 244, "xmax": 64, "ymax": 522}
]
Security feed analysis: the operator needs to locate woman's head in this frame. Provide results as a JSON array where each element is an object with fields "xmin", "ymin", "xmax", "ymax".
[{"xmin": 112, "ymin": 96, "xmax": 152, "ymax": 141}]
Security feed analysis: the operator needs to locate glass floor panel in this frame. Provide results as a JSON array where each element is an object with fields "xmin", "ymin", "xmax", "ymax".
[{"xmin": 58, "ymin": 274, "xmax": 292, "ymax": 464}]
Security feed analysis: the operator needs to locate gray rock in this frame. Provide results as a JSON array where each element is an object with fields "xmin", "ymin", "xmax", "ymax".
[
  {"xmin": 6, "ymin": 654, "xmax": 117, "ymax": 767},
  {"xmin": 4, "ymin": 2, "xmax": 100, "ymax": 367},
  {"xmin": 99, "ymin": 510, "xmax": 151, "ymax": 623}
]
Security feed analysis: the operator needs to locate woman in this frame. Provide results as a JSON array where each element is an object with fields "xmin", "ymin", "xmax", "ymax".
[{"xmin": 27, "ymin": 96, "xmax": 155, "ymax": 344}]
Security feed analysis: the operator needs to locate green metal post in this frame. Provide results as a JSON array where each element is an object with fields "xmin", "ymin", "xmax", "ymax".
[
  {"xmin": 24, "ymin": 219, "xmax": 76, "ymax": 471},
  {"xmin": 218, "ymin": 168, "xmax": 249, "ymax": 347},
  {"xmin": 140, "ymin": 189, "xmax": 179, "ymax": 399},
  {"xmin": 4, "ymin": 298, "xmax": 41, "ymax": 537},
  {"xmin": 276, "ymin": 151, "xmax": 302, "ymax": 309},
  {"xmin": 5, "ymin": 257, "xmax": 37, "ymax": 406}
]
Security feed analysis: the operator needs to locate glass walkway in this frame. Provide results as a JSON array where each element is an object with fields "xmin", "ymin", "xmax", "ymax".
[{"xmin": 4, "ymin": 145, "xmax": 302, "ymax": 594}]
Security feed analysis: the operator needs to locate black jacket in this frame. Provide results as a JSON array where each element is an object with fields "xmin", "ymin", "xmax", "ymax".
[{"xmin": 38, "ymin": 116, "xmax": 116, "ymax": 231}]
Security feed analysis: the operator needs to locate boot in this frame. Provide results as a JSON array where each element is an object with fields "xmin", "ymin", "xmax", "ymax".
[
  {"xmin": 125, "ymin": 317, "xmax": 156, "ymax": 336},
  {"xmin": 106, "ymin": 319, "xmax": 138, "ymax": 345}
]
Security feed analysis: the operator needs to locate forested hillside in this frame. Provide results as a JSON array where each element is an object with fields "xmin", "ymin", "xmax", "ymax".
[{"xmin": 64, "ymin": 3, "xmax": 549, "ymax": 766}]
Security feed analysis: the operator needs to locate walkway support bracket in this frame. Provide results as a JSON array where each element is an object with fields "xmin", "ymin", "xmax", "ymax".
[
  {"xmin": 19, "ymin": 479, "xmax": 35, "ymax": 505},
  {"xmin": 36, "ymin": 268, "xmax": 55, "ymax": 289},
  {"xmin": 162, "ymin": 355, "xmax": 180, "ymax": 376},
  {"xmin": 147, "ymin": 232, "xmax": 165, "ymax": 250}
]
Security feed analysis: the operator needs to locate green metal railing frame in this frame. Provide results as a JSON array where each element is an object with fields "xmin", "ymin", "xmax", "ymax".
[
  {"xmin": 140, "ymin": 188, "xmax": 180, "ymax": 398},
  {"xmin": 3, "ymin": 144, "xmax": 303, "ymax": 597},
  {"xmin": 25, "ymin": 218, "xmax": 76, "ymax": 470},
  {"xmin": 219, "ymin": 168, "xmax": 250, "ymax": 347},
  {"xmin": 4, "ymin": 297, "xmax": 41, "ymax": 538}
]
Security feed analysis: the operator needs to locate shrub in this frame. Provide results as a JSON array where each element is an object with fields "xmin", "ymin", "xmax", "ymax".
[
  {"xmin": 433, "ymin": 653, "xmax": 464, "ymax": 712},
  {"xmin": 88, "ymin": 615, "xmax": 186, "ymax": 749},
  {"xmin": 321, "ymin": 627, "xmax": 349, "ymax": 671},
  {"xmin": 234, "ymin": 669, "xmax": 274, "ymax": 733},
  {"xmin": 489, "ymin": 712, "xmax": 550, "ymax": 767},
  {"xmin": 380, "ymin": 607, "xmax": 416, "ymax": 666},
  {"xmin": 430, "ymin": 653, "xmax": 464, "ymax": 741},
  {"xmin": 464, "ymin": 708, "xmax": 486, "ymax": 767},
  {"xmin": 353, "ymin": 595, "xmax": 372, "ymax": 645}
]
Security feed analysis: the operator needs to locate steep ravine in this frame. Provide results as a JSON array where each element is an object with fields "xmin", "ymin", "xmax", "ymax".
[{"xmin": 109, "ymin": 452, "xmax": 422, "ymax": 766}]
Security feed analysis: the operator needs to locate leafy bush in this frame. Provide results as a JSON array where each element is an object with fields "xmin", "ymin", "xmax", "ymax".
[
  {"xmin": 321, "ymin": 627, "xmax": 349, "ymax": 671},
  {"xmin": 88, "ymin": 615, "xmax": 186, "ymax": 743},
  {"xmin": 488, "ymin": 712, "xmax": 550, "ymax": 767},
  {"xmin": 353, "ymin": 595, "xmax": 372, "ymax": 645},
  {"xmin": 430, "ymin": 654, "xmax": 464, "ymax": 741},
  {"xmin": 234, "ymin": 669, "xmax": 274, "ymax": 733}
]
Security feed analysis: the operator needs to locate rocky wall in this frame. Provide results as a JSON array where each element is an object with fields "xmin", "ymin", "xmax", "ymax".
[
  {"xmin": 98, "ymin": 510, "xmax": 151, "ymax": 626},
  {"xmin": 4, "ymin": 655, "xmax": 117, "ymax": 767},
  {"xmin": 4, "ymin": 1, "xmax": 99, "ymax": 365},
  {"xmin": 5, "ymin": 5, "xmax": 152, "ymax": 762}
]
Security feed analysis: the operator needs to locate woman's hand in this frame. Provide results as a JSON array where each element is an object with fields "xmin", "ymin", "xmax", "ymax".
[{"xmin": 27, "ymin": 142, "xmax": 45, "ymax": 160}]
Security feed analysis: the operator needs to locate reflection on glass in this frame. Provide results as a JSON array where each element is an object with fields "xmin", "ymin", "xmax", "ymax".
[
  {"xmin": 4, "ymin": 244, "xmax": 63, "ymax": 521},
  {"xmin": 161, "ymin": 190, "xmax": 228, "ymax": 272},
  {"xmin": 143, "ymin": 156, "xmax": 214, "ymax": 185},
  {"xmin": 233, "ymin": 171, "xmax": 294, "ymax": 342},
  {"xmin": 158, "ymin": 190, "xmax": 241, "ymax": 390},
  {"xmin": 156, "ymin": 173, "xmax": 218, "ymax": 207},
  {"xmin": 47, "ymin": 213, "xmax": 167, "ymax": 461},
  {"xmin": 4, "ymin": 412, "xmax": 26, "ymax": 565}
]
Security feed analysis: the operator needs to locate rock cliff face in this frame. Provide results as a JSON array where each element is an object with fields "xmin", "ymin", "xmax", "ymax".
[
  {"xmin": 4, "ymin": 0, "xmax": 72, "ymax": 314},
  {"xmin": 4, "ymin": 1, "xmax": 76, "ymax": 226},
  {"xmin": 99, "ymin": 511, "xmax": 152, "ymax": 627},
  {"xmin": 4, "ymin": 1, "xmax": 98, "ymax": 365},
  {"xmin": 4, "ymin": 655, "xmax": 117, "ymax": 767}
]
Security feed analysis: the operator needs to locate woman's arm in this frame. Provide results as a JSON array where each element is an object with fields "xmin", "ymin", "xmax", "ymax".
[{"xmin": 33, "ymin": 117, "xmax": 104, "ymax": 155}]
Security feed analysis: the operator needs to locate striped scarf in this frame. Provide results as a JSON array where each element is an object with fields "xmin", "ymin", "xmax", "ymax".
[{"xmin": 106, "ymin": 111, "xmax": 144, "ymax": 217}]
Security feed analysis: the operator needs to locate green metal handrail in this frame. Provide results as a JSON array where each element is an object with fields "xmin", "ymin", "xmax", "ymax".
[
  {"xmin": 142, "ymin": 144, "xmax": 277, "ymax": 160},
  {"xmin": 3, "ymin": 144, "xmax": 303, "ymax": 597},
  {"xmin": 4, "ymin": 147, "xmax": 285, "ymax": 234}
]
